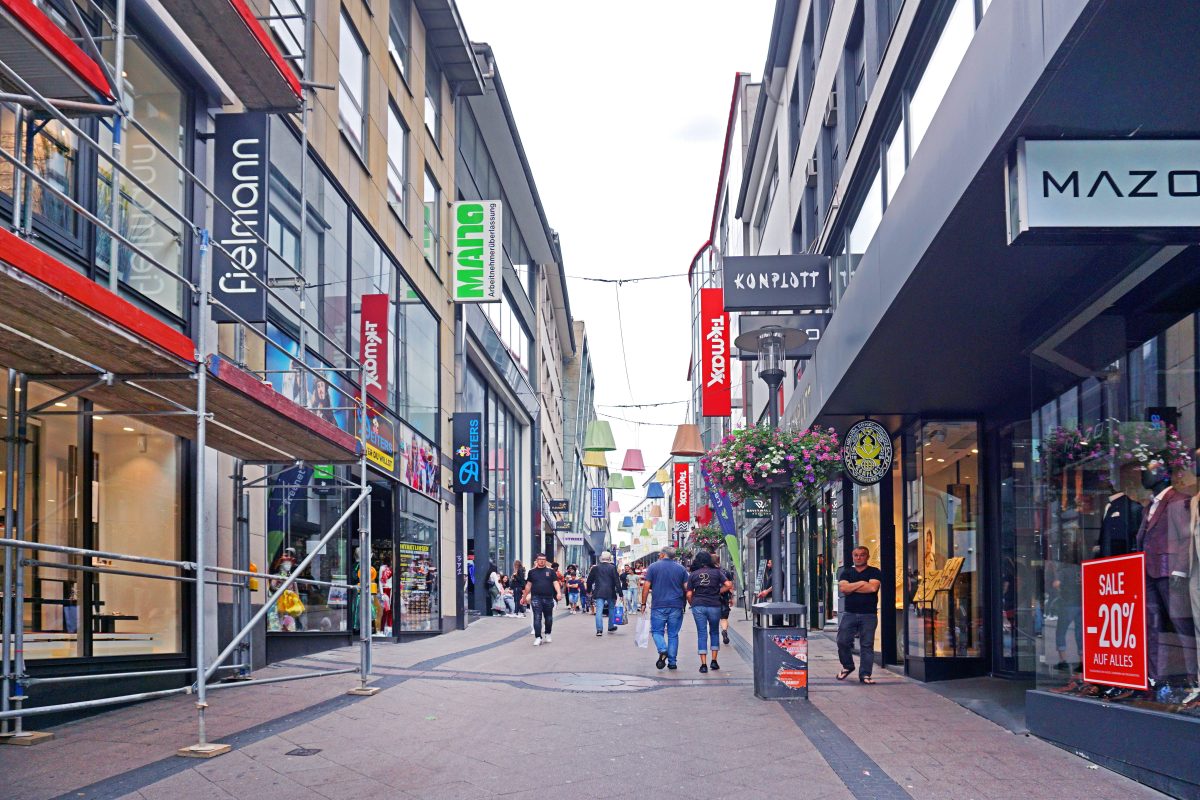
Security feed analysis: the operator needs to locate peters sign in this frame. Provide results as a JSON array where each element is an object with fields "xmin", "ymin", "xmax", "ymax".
[
  {"xmin": 700, "ymin": 288, "xmax": 730, "ymax": 417},
  {"xmin": 1007, "ymin": 138, "xmax": 1200, "ymax": 243},
  {"xmin": 721, "ymin": 254, "xmax": 831, "ymax": 311},
  {"xmin": 452, "ymin": 413, "xmax": 484, "ymax": 493},
  {"xmin": 452, "ymin": 200, "xmax": 502, "ymax": 302},
  {"xmin": 212, "ymin": 113, "xmax": 270, "ymax": 323}
]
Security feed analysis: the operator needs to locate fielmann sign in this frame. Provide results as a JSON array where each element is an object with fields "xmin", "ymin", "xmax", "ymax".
[{"xmin": 452, "ymin": 200, "xmax": 502, "ymax": 303}]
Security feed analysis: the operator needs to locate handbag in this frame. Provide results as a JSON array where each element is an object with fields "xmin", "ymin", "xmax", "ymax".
[
  {"xmin": 634, "ymin": 616, "xmax": 650, "ymax": 648},
  {"xmin": 613, "ymin": 603, "xmax": 626, "ymax": 626}
]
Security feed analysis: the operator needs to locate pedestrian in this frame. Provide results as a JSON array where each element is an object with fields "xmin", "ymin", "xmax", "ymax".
[
  {"xmin": 586, "ymin": 552, "xmax": 621, "ymax": 637},
  {"xmin": 836, "ymin": 546, "xmax": 883, "ymax": 684},
  {"xmin": 686, "ymin": 550, "xmax": 734, "ymax": 673},
  {"xmin": 755, "ymin": 558, "xmax": 774, "ymax": 601},
  {"xmin": 640, "ymin": 546, "xmax": 689, "ymax": 670},
  {"xmin": 487, "ymin": 562, "xmax": 504, "ymax": 616},
  {"xmin": 498, "ymin": 575, "xmax": 518, "ymax": 616},
  {"xmin": 713, "ymin": 553, "xmax": 734, "ymax": 645},
  {"xmin": 511, "ymin": 560, "xmax": 527, "ymax": 617},
  {"xmin": 621, "ymin": 564, "xmax": 637, "ymax": 614},
  {"xmin": 520, "ymin": 553, "xmax": 561, "ymax": 646},
  {"xmin": 565, "ymin": 566, "xmax": 582, "ymax": 613}
]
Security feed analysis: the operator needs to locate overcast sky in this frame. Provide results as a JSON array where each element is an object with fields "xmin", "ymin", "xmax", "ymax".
[{"xmin": 456, "ymin": 1, "xmax": 776, "ymax": 525}]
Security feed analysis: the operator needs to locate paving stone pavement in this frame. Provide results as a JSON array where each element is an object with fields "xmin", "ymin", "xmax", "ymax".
[{"xmin": 0, "ymin": 609, "xmax": 1172, "ymax": 800}]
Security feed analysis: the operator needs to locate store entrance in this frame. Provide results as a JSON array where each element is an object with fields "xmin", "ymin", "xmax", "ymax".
[{"xmin": 369, "ymin": 481, "xmax": 394, "ymax": 638}]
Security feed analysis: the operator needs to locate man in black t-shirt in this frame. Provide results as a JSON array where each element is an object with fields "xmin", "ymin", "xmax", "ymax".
[
  {"xmin": 520, "ymin": 553, "xmax": 561, "ymax": 646},
  {"xmin": 836, "ymin": 546, "xmax": 883, "ymax": 684}
]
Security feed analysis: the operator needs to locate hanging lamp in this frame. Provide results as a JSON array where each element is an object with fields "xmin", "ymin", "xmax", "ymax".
[
  {"xmin": 670, "ymin": 424, "xmax": 705, "ymax": 457},
  {"xmin": 646, "ymin": 481, "xmax": 665, "ymax": 499},
  {"xmin": 649, "ymin": 503, "xmax": 663, "ymax": 518},
  {"xmin": 607, "ymin": 499, "xmax": 621, "ymax": 513},
  {"xmin": 620, "ymin": 515, "xmax": 634, "ymax": 529},
  {"xmin": 635, "ymin": 514, "xmax": 644, "ymax": 525},
  {"xmin": 583, "ymin": 420, "xmax": 617, "ymax": 452},
  {"xmin": 582, "ymin": 449, "xmax": 608, "ymax": 469},
  {"xmin": 621, "ymin": 475, "xmax": 635, "ymax": 489},
  {"xmin": 607, "ymin": 472, "xmax": 624, "ymax": 490},
  {"xmin": 621, "ymin": 448, "xmax": 646, "ymax": 472},
  {"xmin": 655, "ymin": 468, "xmax": 671, "ymax": 484}
]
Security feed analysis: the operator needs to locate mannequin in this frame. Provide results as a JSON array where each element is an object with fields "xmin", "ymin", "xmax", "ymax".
[
  {"xmin": 1135, "ymin": 460, "xmax": 1197, "ymax": 697},
  {"xmin": 1096, "ymin": 465, "xmax": 1143, "ymax": 558}
]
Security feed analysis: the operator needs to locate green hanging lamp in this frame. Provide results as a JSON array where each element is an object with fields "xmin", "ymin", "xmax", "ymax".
[{"xmin": 583, "ymin": 420, "xmax": 617, "ymax": 452}]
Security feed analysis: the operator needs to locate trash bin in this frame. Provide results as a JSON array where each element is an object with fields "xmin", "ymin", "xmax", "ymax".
[{"xmin": 751, "ymin": 601, "xmax": 808, "ymax": 700}]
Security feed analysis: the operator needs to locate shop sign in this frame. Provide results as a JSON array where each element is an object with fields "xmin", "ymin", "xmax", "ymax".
[
  {"xmin": 721, "ymin": 254, "xmax": 831, "ymax": 311},
  {"xmin": 1081, "ymin": 553, "xmax": 1148, "ymax": 690},
  {"xmin": 1006, "ymin": 139, "xmax": 1200, "ymax": 243},
  {"xmin": 700, "ymin": 466, "xmax": 736, "ymax": 537},
  {"xmin": 549, "ymin": 498, "xmax": 569, "ymax": 513},
  {"xmin": 358, "ymin": 293, "xmax": 389, "ymax": 403},
  {"xmin": 313, "ymin": 464, "xmax": 335, "ymax": 480},
  {"xmin": 589, "ymin": 487, "xmax": 606, "ymax": 518},
  {"xmin": 559, "ymin": 532, "xmax": 585, "ymax": 546},
  {"xmin": 361, "ymin": 403, "xmax": 396, "ymax": 472},
  {"xmin": 673, "ymin": 462, "xmax": 690, "ymax": 522},
  {"xmin": 452, "ymin": 200, "xmax": 502, "ymax": 303},
  {"xmin": 401, "ymin": 422, "xmax": 440, "ymax": 499},
  {"xmin": 744, "ymin": 498, "xmax": 770, "ymax": 518},
  {"xmin": 841, "ymin": 420, "xmax": 893, "ymax": 486},
  {"xmin": 700, "ymin": 288, "xmax": 731, "ymax": 416},
  {"xmin": 212, "ymin": 113, "xmax": 270, "ymax": 324},
  {"xmin": 554, "ymin": 520, "xmax": 571, "ymax": 532},
  {"xmin": 452, "ymin": 413, "xmax": 484, "ymax": 493},
  {"xmin": 736, "ymin": 313, "xmax": 829, "ymax": 361}
]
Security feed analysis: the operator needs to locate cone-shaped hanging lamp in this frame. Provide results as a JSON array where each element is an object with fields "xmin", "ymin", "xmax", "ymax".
[
  {"xmin": 583, "ymin": 420, "xmax": 617, "ymax": 452},
  {"xmin": 649, "ymin": 504, "xmax": 663, "ymax": 518},
  {"xmin": 654, "ymin": 519, "xmax": 667, "ymax": 532},
  {"xmin": 670, "ymin": 423, "xmax": 705, "ymax": 457},
  {"xmin": 655, "ymin": 468, "xmax": 671, "ymax": 484},
  {"xmin": 621, "ymin": 475, "xmax": 635, "ymax": 489},
  {"xmin": 607, "ymin": 499, "xmax": 621, "ymax": 513},
  {"xmin": 620, "ymin": 515, "xmax": 634, "ymax": 529},
  {"xmin": 646, "ymin": 481, "xmax": 665, "ymax": 499},
  {"xmin": 635, "ymin": 514, "xmax": 644, "ymax": 525},
  {"xmin": 582, "ymin": 449, "xmax": 608, "ymax": 469},
  {"xmin": 607, "ymin": 472, "xmax": 624, "ymax": 490},
  {"xmin": 621, "ymin": 448, "xmax": 645, "ymax": 472}
]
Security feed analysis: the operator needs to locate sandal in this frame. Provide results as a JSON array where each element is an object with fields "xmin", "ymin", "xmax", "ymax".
[
  {"xmin": 860, "ymin": 676, "xmax": 876, "ymax": 685},
  {"xmin": 836, "ymin": 668, "xmax": 854, "ymax": 681}
]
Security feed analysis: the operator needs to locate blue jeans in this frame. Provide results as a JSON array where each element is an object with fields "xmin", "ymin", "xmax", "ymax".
[
  {"xmin": 692, "ymin": 605, "xmax": 722, "ymax": 654},
  {"xmin": 594, "ymin": 598, "xmax": 612, "ymax": 632},
  {"xmin": 650, "ymin": 606, "xmax": 684, "ymax": 664},
  {"xmin": 623, "ymin": 588, "xmax": 637, "ymax": 610},
  {"xmin": 568, "ymin": 591, "xmax": 580, "ymax": 608}
]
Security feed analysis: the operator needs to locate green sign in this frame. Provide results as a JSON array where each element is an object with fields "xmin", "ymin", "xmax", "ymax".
[
  {"xmin": 452, "ymin": 200, "xmax": 502, "ymax": 303},
  {"xmin": 313, "ymin": 464, "xmax": 335, "ymax": 480},
  {"xmin": 745, "ymin": 498, "xmax": 770, "ymax": 518}
]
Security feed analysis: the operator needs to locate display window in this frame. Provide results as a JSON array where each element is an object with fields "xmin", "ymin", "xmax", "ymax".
[
  {"xmin": 0, "ymin": 379, "xmax": 183, "ymax": 660},
  {"xmin": 1025, "ymin": 311, "xmax": 1200, "ymax": 711},
  {"xmin": 904, "ymin": 421, "xmax": 982, "ymax": 660}
]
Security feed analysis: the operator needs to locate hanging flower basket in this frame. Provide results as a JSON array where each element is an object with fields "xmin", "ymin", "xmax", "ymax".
[
  {"xmin": 700, "ymin": 425, "xmax": 843, "ymax": 506},
  {"xmin": 690, "ymin": 523, "xmax": 725, "ymax": 553}
]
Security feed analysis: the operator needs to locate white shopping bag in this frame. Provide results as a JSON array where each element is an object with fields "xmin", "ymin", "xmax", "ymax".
[{"xmin": 635, "ymin": 616, "xmax": 651, "ymax": 649}]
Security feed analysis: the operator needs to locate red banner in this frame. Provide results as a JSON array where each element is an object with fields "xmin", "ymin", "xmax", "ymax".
[
  {"xmin": 673, "ymin": 462, "xmax": 690, "ymax": 525},
  {"xmin": 700, "ymin": 288, "xmax": 730, "ymax": 417},
  {"xmin": 359, "ymin": 293, "xmax": 389, "ymax": 404},
  {"xmin": 1081, "ymin": 553, "xmax": 1147, "ymax": 690}
]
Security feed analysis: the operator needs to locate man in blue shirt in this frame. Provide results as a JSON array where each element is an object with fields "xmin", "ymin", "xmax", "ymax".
[{"xmin": 640, "ymin": 546, "xmax": 689, "ymax": 670}]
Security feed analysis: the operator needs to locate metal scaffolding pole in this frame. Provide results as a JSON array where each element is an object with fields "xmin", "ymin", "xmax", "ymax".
[
  {"xmin": 179, "ymin": 230, "xmax": 224, "ymax": 757},
  {"xmin": 349, "ymin": 368, "xmax": 376, "ymax": 697},
  {"xmin": 1, "ymin": 370, "xmax": 15, "ymax": 738}
]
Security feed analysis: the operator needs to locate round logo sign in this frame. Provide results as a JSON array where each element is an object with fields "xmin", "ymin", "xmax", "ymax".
[{"xmin": 842, "ymin": 420, "xmax": 893, "ymax": 486}]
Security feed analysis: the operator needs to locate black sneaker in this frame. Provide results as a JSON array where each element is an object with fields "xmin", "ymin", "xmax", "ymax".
[
  {"xmin": 596, "ymin": 631, "xmax": 603, "ymax": 637},
  {"xmin": 668, "ymin": 662, "xmax": 678, "ymax": 670},
  {"xmin": 656, "ymin": 652, "xmax": 667, "ymax": 670},
  {"xmin": 722, "ymin": 631, "xmax": 730, "ymax": 645},
  {"xmin": 710, "ymin": 660, "xmax": 720, "ymax": 671},
  {"xmin": 699, "ymin": 664, "xmax": 708, "ymax": 674},
  {"xmin": 608, "ymin": 626, "xmax": 617, "ymax": 632}
]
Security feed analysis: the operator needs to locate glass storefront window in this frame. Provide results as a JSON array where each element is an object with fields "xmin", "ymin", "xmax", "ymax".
[
  {"xmin": 1029, "ymin": 313, "xmax": 1199, "ymax": 709},
  {"xmin": 397, "ymin": 492, "xmax": 439, "ymax": 631},
  {"xmin": 905, "ymin": 420, "xmax": 982, "ymax": 659},
  {"xmin": 852, "ymin": 482, "xmax": 883, "ymax": 652}
]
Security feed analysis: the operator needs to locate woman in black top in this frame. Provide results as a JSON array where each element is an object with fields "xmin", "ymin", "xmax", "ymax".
[
  {"xmin": 685, "ymin": 551, "xmax": 734, "ymax": 673},
  {"xmin": 510, "ymin": 560, "xmax": 527, "ymax": 616}
]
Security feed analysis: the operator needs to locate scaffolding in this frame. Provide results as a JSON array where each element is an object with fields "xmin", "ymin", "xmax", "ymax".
[{"xmin": 0, "ymin": 0, "xmax": 376, "ymax": 757}]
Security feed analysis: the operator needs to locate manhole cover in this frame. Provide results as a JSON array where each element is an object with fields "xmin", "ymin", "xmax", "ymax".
[
  {"xmin": 521, "ymin": 673, "xmax": 656, "ymax": 692},
  {"xmin": 285, "ymin": 748, "xmax": 322, "ymax": 757}
]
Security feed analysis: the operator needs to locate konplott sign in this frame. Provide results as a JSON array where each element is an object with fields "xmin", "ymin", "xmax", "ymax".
[
  {"xmin": 452, "ymin": 200, "xmax": 502, "ymax": 303},
  {"xmin": 721, "ymin": 254, "xmax": 831, "ymax": 311},
  {"xmin": 1006, "ymin": 138, "xmax": 1200, "ymax": 243}
]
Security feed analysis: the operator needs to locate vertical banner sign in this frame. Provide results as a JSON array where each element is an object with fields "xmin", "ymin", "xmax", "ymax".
[
  {"xmin": 359, "ymin": 293, "xmax": 389, "ymax": 403},
  {"xmin": 452, "ymin": 200, "xmax": 502, "ymax": 303},
  {"xmin": 700, "ymin": 465, "xmax": 736, "ymax": 537},
  {"xmin": 452, "ymin": 413, "xmax": 484, "ymax": 493},
  {"xmin": 1081, "ymin": 553, "xmax": 1147, "ymax": 690},
  {"xmin": 589, "ymin": 487, "xmax": 606, "ymax": 519},
  {"xmin": 700, "ymin": 288, "xmax": 731, "ymax": 417},
  {"xmin": 212, "ymin": 113, "xmax": 270, "ymax": 323},
  {"xmin": 673, "ymin": 462, "xmax": 690, "ymax": 536}
]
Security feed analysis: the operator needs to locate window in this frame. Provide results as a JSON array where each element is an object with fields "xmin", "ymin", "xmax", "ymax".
[
  {"xmin": 423, "ymin": 168, "xmax": 440, "ymax": 268},
  {"xmin": 425, "ymin": 48, "xmax": 442, "ymax": 144},
  {"xmin": 789, "ymin": 73, "xmax": 802, "ymax": 167},
  {"xmin": 338, "ymin": 11, "xmax": 368, "ymax": 155},
  {"xmin": 754, "ymin": 154, "xmax": 779, "ymax": 249},
  {"xmin": 387, "ymin": 102, "xmax": 408, "ymax": 222},
  {"xmin": 883, "ymin": 115, "xmax": 905, "ymax": 203},
  {"xmin": 388, "ymin": 0, "xmax": 412, "ymax": 81},
  {"xmin": 269, "ymin": 0, "xmax": 305, "ymax": 75},
  {"xmin": 844, "ymin": 3, "xmax": 866, "ymax": 136},
  {"xmin": 876, "ymin": 0, "xmax": 904, "ymax": 63},
  {"xmin": 907, "ymin": 0, "xmax": 974, "ymax": 159}
]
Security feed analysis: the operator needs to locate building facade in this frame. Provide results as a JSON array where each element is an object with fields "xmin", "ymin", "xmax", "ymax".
[
  {"xmin": 561, "ymin": 321, "xmax": 607, "ymax": 566},
  {"xmin": 725, "ymin": 0, "xmax": 1200, "ymax": 793}
]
